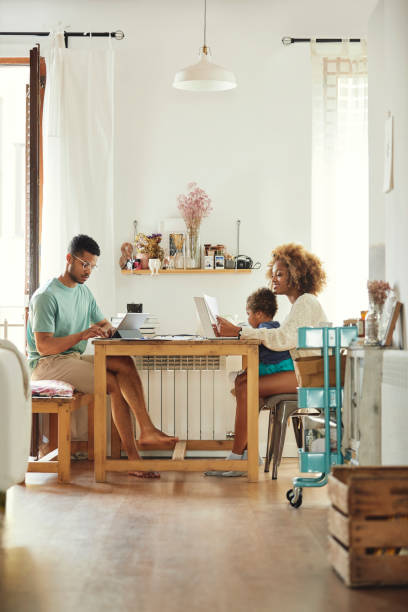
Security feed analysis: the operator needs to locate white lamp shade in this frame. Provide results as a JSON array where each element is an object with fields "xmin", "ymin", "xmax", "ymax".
[{"xmin": 173, "ymin": 53, "xmax": 237, "ymax": 91}]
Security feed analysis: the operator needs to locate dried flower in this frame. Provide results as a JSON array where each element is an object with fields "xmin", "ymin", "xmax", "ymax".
[
  {"xmin": 177, "ymin": 182, "xmax": 212, "ymax": 231},
  {"xmin": 367, "ymin": 280, "xmax": 391, "ymax": 308},
  {"xmin": 134, "ymin": 233, "xmax": 164, "ymax": 259}
]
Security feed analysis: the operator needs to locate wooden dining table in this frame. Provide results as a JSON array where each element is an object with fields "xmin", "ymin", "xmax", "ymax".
[{"xmin": 93, "ymin": 338, "xmax": 260, "ymax": 482}]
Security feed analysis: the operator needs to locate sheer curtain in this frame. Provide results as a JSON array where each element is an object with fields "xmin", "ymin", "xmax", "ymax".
[
  {"xmin": 41, "ymin": 31, "xmax": 115, "ymax": 318},
  {"xmin": 311, "ymin": 40, "xmax": 368, "ymax": 323}
]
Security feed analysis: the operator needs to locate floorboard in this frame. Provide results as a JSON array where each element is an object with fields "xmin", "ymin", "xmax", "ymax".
[{"xmin": 1, "ymin": 459, "xmax": 407, "ymax": 612}]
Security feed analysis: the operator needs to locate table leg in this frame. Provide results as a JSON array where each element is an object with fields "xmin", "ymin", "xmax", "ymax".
[
  {"xmin": 87, "ymin": 398, "xmax": 94, "ymax": 461},
  {"xmin": 94, "ymin": 346, "xmax": 107, "ymax": 482},
  {"xmin": 247, "ymin": 346, "xmax": 259, "ymax": 482}
]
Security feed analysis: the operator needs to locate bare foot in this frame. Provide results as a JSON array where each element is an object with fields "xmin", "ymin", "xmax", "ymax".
[
  {"xmin": 128, "ymin": 471, "xmax": 160, "ymax": 479},
  {"xmin": 138, "ymin": 428, "xmax": 178, "ymax": 447}
]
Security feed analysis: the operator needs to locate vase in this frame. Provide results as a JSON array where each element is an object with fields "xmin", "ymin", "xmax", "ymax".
[
  {"xmin": 138, "ymin": 253, "xmax": 149, "ymax": 270},
  {"xmin": 364, "ymin": 301, "xmax": 382, "ymax": 345},
  {"xmin": 185, "ymin": 228, "xmax": 200, "ymax": 269},
  {"xmin": 148, "ymin": 258, "xmax": 161, "ymax": 275}
]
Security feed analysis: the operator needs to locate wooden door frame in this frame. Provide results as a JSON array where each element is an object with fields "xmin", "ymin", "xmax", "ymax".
[
  {"xmin": 0, "ymin": 54, "xmax": 46, "ymax": 299},
  {"xmin": 0, "ymin": 54, "xmax": 46, "ymax": 457}
]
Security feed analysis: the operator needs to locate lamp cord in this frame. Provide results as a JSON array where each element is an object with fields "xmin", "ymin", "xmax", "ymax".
[{"xmin": 203, "ymin": 0, "xmax": 207, "ymax": 47}]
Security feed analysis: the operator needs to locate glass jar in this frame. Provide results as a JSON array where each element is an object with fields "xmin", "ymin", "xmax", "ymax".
[
  {"xmin": 185, "ymin": 228, "xmax": 200, "ymax": 269},
  {"xmin": 364, "ymin": 302, "xmax": 382, "ymax": 345}
]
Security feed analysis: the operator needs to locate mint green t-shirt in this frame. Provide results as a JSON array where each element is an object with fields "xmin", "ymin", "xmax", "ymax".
[{"xmin": 27, "ymin": 278, "xmax": 105, "ymax": 370}]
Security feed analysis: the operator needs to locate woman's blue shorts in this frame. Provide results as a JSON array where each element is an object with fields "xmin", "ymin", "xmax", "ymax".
[{"xmin": 259, "ymin": 358, "xmax": 294, "ymax": 377}]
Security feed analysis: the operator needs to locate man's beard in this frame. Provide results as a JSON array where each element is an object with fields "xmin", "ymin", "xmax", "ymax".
[{"xmin": 68, "ymin": 270, "xmax": 85, "ymax": 284}]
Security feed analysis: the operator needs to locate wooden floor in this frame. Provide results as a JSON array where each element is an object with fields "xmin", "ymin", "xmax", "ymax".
[{"xmin": 1, "ymin": 459, "xmax": 407, "ymax": 612}]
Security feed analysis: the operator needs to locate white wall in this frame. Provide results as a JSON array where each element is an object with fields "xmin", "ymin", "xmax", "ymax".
[
  {"xmin": 0, "ymin": 0, "xmax": 375, "ymax": 332},
  {"xmin": 368, "ymin": 0, "xmax": 386, "ymax": 281},
  {"xmin": 369, "ymin": 0, "xmax": 408, "ymax": 347}
]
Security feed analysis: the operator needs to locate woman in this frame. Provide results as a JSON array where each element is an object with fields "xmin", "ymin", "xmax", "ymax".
[{"xmin": 207, "ymin": 243, "xmax": 327, "ymax": 477}]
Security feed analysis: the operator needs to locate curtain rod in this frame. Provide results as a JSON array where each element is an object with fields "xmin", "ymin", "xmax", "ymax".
[
  {"xmin": 0, "ymin": 30, "xmax": 125, "ymax": 48},
  {"xmin": 282, "ymin": 37, "xmax": 361, "ymax": 45}
]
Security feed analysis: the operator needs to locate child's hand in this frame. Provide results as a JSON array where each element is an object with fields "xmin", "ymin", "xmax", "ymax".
[{"xmin": 216, "ymin": 316, "xmax": 242, "ymax": 337}]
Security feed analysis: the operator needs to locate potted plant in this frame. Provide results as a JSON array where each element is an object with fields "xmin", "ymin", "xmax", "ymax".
[{"xmin": 134, "ymin": 233, "xmax": 164, "ymax": 269}]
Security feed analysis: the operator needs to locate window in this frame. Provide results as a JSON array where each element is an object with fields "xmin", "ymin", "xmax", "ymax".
[
  {"xmin": 0, "ymin": 54, "xmax": 45, "ymax": 351},
  {"xmin": 311, "ymin": 44, "xmax": 368, "ymax": 324}
]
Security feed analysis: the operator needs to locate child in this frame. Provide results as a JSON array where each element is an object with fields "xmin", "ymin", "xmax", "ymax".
[
  {"xmin": 205, "ymin": 288, "xmax": 294, "ymax": 477},
  {"xmin": 246, "ymin": 287, "xmax": 294, "ymax": 375}
]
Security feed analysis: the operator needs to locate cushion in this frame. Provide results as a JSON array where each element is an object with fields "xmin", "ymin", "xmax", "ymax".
[{"xmin": 31, "ymin": 379, "xmax": 75, "ymax": 398}]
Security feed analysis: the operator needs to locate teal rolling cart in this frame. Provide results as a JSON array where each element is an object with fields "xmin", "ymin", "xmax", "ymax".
[{"xmin": 286, "ymin": 325, "xmax": 358, "ymax": 508}]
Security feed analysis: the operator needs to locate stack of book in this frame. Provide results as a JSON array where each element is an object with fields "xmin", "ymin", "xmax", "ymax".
[
  {"xmin": 140, "ymin": 315, "xmax": 159, "ymax": 338},
  {"xmin": 110, "ymin": 314, "xmax": 159, "ymax": 338}
]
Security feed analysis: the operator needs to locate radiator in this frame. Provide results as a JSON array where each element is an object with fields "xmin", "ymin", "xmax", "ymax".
[
  {"xmin": 134, "ymin": 355, "xmax": 298, "ymax": 457},
  {"xmin": 381, "ymin": 350, "xmax": 408, "ymax": 465},
  {"xmin": 135, "ymin": 356, "xmax": 236, "ymax": 441}
]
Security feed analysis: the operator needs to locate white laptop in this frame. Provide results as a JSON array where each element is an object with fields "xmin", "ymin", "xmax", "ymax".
[
  {"xmin": 110, "ymin": 313, "xmax": 148, "ymax": 339},
  {"xmin": 193, "ymin": 295, "xmax": 238, "ymax": 339}
]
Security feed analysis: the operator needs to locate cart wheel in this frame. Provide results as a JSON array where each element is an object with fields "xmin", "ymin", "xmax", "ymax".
[
  {"xmin": 289, "ymin": 492, "xmax": 303, "ymax": 508},
  {"xmin": 286, "ymin": 488, "xmax": 303, "ymax": 508}
]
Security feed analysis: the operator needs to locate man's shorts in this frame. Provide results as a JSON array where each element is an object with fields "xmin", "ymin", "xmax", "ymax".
[{"xmin": 31, "ymin": 353, "xmax": 94, "ymax": 394}]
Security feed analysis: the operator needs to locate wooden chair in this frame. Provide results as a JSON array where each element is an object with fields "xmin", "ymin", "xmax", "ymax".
[
  {"xmin": 27, "ymin": 393, "xmax": 94, "ymax": 483},
  {"xmin": 28, "ymin": 392, "xmax": 122, "ymax": 483}
]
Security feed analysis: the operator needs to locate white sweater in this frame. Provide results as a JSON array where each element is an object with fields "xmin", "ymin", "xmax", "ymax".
[{"xmin": 240, "ymin": 293, "xmax": 328, "ymax": 358}]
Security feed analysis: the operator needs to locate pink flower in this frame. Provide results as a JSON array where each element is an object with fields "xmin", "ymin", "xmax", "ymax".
[
  {"xmin": 177, "ymin": 183, "xmax": 213, "ymax": 230},
  {"xmin": 367, "ymin": 280, "xmax": 391, "ymax": 307}
]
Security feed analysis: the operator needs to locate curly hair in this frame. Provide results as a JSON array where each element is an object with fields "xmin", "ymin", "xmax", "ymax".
[
  {"xmin": 246, "ymin": 288, "xmax": 277, "ymax": 318},
  {"xmin": 69, "ymin": 234, "xmax": 100, "ymax": 257},
  {"xmin": 266, "ymin": 243, "xmax": 326, "ymax": 295}
]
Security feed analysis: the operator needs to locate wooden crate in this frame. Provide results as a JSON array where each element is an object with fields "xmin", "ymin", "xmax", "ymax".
[{"xmin": 328, "ymin": 466, "xmax": 408, "ymax": 587}]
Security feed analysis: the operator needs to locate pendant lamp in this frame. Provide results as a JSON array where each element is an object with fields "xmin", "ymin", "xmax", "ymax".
[{"xmin": 173, "ymin": 0, "xmax": 237, "ymax": 92}]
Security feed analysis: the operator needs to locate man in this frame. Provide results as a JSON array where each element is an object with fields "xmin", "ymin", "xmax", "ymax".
[{"xmin": 28, "ymin": 234, "xmax": 177, "ymax": 478}]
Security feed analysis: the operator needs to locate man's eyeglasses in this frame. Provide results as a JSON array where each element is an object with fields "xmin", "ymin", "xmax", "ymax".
[{"xmin": 73, "ymin": 254, "xmax": 98, "ymax": 272}]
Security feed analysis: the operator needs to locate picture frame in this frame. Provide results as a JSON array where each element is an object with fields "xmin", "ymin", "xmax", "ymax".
[
  {"xmin": 379, "ymin": 295, "xmax": 402, "ymax": 346},
  {"xmin": 204, "ymin": 255, "xmax": 214, "ymax": 269},
  {"xmin": 169, "ymin": 232, "xmax": 185, "ymax": 257},
  {"xmin": 159, "ymin": 218, "xmax": 185, "ymax": 256},
  {"xmin": 214, "ymin": 255, "xmax": 225, "ymax": 269}
]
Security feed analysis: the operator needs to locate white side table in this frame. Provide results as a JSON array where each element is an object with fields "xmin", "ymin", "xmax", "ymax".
[{"xmin": 342, "ymin": 346, "xmax": 383, "ymax": 465}]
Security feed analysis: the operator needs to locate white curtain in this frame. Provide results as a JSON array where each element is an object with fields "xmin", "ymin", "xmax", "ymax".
[
  {"xmin": 41, "ymin": 31, "xmax": 115, "ymax": 318},
  {"xmin": 311, "ymin": 41, "xmax": 368, "ymax": 324}
]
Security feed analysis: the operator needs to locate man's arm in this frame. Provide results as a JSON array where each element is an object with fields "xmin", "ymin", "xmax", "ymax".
[
  {"xmin": 35, "ymin": 324, "xmax": 109, "ymax": 356},
  {"xmin": 95, "ymin": 319, "xmax": 116, "ymax": 337}
]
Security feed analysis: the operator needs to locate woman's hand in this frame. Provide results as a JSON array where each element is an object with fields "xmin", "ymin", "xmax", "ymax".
[{"xmin": 216, "ymin": 316, "xmax": 242, "ymax": 337}]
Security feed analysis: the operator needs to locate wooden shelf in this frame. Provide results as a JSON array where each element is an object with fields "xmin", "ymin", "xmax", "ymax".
[{"xmin": 121, "ymin": 269, "xmax": 252, "ymax": 275}]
